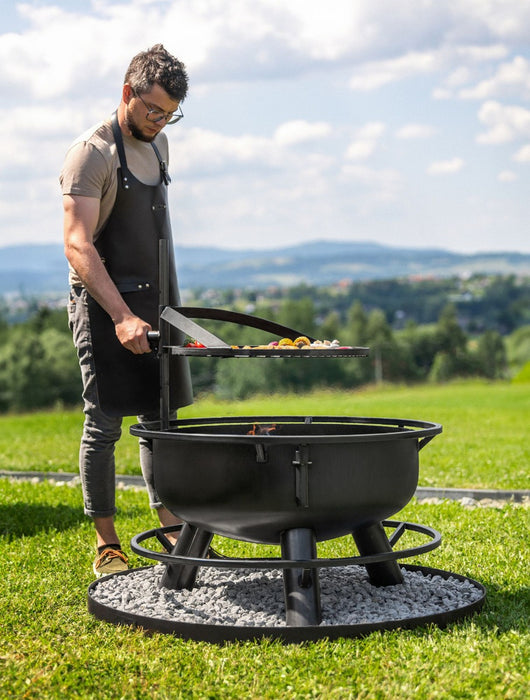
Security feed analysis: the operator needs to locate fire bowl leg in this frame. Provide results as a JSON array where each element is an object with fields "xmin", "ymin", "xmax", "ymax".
[
  {"xmin": 280, "ymin": 528, "xmax": 322, "ymax": 627},
  {"xmin": 160, "ymin": 523, "xmax": 213, "ymax": 590},
  {"xmin": 352, "ymin": 522, "xmax": 404, "ymax": 587}
]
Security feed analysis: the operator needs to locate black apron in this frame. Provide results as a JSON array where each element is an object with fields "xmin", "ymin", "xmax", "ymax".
[{"xmin": 87, "ymin": 113, "xmax": 193, "ymax": 416}]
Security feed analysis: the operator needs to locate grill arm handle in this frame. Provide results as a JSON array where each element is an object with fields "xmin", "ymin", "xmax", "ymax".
[
  {"xmin": 163, "ymin": 306, "xmax": 316, "ymax": 343},
  {"xmin": 147, "ymin": 330, "xmax": 160, "ymax": 350}
]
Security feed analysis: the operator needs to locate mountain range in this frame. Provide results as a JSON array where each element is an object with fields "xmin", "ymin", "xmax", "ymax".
[{"xmin": 1, "ymin": 240, "xmax": 529, "ymax": 295}]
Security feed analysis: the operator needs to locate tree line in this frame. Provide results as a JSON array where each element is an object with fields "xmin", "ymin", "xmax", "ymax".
[
  {"xmin": 1, "ymin": 283, "xmax": 525, "ymax": 412},
  {"xmin": 189, "ymin": 299, "xmax": 512, "ymax": 400}
]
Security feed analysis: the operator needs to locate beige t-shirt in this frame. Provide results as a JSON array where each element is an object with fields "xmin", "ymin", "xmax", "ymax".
[{"xmin": 60, "ymin": 118, "xmax": 170, "ymax": 285}]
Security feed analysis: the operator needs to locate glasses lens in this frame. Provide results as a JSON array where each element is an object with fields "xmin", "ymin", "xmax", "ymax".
[
  {"xmin": 146, "ymin": 111, "xmax": 165, "ymax": 123},
  {"xmin": 166, "ymin": 108, "xmax": 183, "ymax": 125}
]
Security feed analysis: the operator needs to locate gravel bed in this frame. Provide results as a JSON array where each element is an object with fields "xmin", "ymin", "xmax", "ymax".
[{"xmin": 90, "ymin": 564, "xmax": 483, "ymax": 628}]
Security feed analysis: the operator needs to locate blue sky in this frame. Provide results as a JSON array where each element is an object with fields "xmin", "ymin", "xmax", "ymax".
[{"xmin": 1, "ymin": 0, "xmax": 530, "ymax": 253}]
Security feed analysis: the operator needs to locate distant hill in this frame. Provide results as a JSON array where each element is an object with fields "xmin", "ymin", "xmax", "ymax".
[{"xmin": 1, "ymin": 240, "xmax": 529, "ymax": 295}]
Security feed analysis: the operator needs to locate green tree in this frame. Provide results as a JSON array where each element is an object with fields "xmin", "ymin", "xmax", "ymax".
[
  {"xmin": 345, "ymin": 301, "xmax": 368, "ymax": 346},
  {"xmin": 429, "ymin": 351, "xmax": 455, "ymax": 383},
  {"xmin": 0, "ymin": 328, "xmax": 54, "ymax": 411},
  {"xmin": 361, "ymin": 311, "xmax": 428, "ymax": 384},
  {"xmin": 399, "ymin": 321, "xmax": 439, "ymax": 379},
  {"xmin": 318, "ymin": 311, "xmax": 341, "ymax": 343},
  {"xmin": 475, "ymin": 330, "xmax": 507, "ymax": 379},
  {"xmin": 0, "ymin": 325, "xmax": 81, "ymax": 412},
  {"xmin": 505, "ymin": 324, "xmax": 530, "ymax": 372},
  {"xmin": 428, "ymin": 304, "xmax": 472, "ymax": 382},
  {"xmin": 435, "ymin": 304, "xmax": 467, "ymax": 354},
  {"xmin": 276, "ymin": 297, "xmax": 316, "ymax": 338},
  {"xmin": 215, "ymin": 358, "xmax": 273, "ymax": 400}
]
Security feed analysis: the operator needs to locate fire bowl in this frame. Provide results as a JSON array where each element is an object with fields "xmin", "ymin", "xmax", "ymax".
[{"xmin": 130, "ymin": 415, "xmax": 442, "ymax": 545}]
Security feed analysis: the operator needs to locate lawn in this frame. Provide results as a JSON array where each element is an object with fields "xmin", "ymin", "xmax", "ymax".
[
  {"xmin": 0, "ymin": 379, "xmax": 528, "ymax": 489},
  {"xmin": 0, "ymin": 480, "xmax": 528, "ymax": 699},
  {"xmin": 0, "ymin": 380, "xmax": 529, "ymax": 698}
]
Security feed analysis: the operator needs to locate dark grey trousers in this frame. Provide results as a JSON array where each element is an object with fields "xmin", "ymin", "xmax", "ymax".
[{"xmin": 68, "ymin": 286, "xmax": 162, "ymax": 517}]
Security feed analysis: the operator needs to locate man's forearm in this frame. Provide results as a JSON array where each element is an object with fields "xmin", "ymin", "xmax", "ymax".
[
  {"xmin": 66, "ymin": 240, "xmax": 152, "ymax": 354},
  {"xmin": 66, "ymin": 240, "xmax": 131, "ymax": 322}
]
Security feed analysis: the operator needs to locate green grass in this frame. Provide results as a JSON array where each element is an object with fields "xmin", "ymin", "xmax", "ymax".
[
  {"xmin": 0, "ymin": 479, "xmax": 528, "ymax": 699},
  {"xmin": 0, "ymin": 380, "xmax": 529, "ymax": 697},
  {"xmin": 1, "ymin": 380, "xmax": 528, "ymax": 489}
]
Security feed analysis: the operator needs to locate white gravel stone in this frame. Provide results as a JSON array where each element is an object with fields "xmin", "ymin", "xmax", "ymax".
[{"xmin": 90, "ymin": 564, "xmax": 483, "ymax": 628}]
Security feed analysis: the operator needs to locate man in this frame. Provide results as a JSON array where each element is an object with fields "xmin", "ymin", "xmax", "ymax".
[{"xmin": 61, "ymin": 45, "xmax": 193, "ymax": 577}]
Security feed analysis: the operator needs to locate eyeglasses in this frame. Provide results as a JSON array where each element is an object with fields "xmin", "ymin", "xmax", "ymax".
[{"xmin": 134, "ymin": 91, "xmax": 183, "ymax": 125}]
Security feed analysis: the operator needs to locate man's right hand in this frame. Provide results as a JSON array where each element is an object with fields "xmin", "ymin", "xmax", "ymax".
[{"xmin": 115, "ymin": 315, "xmax": 153, "ymax": 354}]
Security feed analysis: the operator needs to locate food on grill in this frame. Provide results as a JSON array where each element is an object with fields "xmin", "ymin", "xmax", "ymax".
[
  {"xmin": 186, "ymin": 336, "xmax": 351, "ymax": 351},
  {"xmin": 311, "ymin": 339, "xmax": 341, "ymax": 348},
  {"xmin": 294, "ymin": 336, "xmax": 311, "ymax": 347}
]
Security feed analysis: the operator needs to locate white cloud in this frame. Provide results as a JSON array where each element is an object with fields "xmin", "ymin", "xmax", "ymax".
[
  {"xmin": 349, "ymin": 51, "xmax": 439, "ymax": 91},
  {"xmin": 497, "ymin": 170, "xmax": 517, "ymax": 182},
  {"xmin": 1, "ymin": 0, "xmax": 530, "ymax": 253},
  {"xmin": 339, "ymin": 164, "xmax": 402, "ymax": 199},
  {"xmin": 476, "ymin": 101, "xmax": 530, "ymax": 144},
  {"xmin": 513, "ymin": 144, "xmax": 530, "ymax": 162},
  {"xmin": 274, "ymin": 121, "xmax": 332, "ymax": 147},
  {"xmin": 171, "ymin": 128, "xmax": 281, "ymax": 176},
  {"xmin": 459, "ymin": 55, "xmax": 530, "ymax": 100},
  {"xmin": 460, "ymin": 1, "xmax": 530, "ymax": 43},
  {"xmin": 427, "ymin": 158, "xmax": 465, "ymax": 175},
  {"xmin": 456, "ymin": 44, "xmax": 509, "ymax": 63},
  {"xmin": 395, "ymin": 123, "xmax": 437, "ymax": 140},
  {"xmin": 345, "ymin": 122, "xmax": 386, "ymax": 160}
]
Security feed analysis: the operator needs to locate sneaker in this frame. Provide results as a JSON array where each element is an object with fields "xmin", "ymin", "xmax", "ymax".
[{"xmin": 93, "ymin": 547, "xmax": 129, "ymax": 577}]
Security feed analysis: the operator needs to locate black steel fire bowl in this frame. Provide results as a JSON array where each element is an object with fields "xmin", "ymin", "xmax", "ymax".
[
  {"xmin": 87, "ymin": 414, "xmax": 487, "ymax": 640},
  {"xmin": 133, "ymin": 415, "xmax": 441, "ymax": 544}
]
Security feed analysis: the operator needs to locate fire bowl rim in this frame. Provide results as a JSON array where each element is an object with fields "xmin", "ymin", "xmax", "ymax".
[{"xmin": 130, "ymin": 415, "xmax": 442, "ymax": 446}]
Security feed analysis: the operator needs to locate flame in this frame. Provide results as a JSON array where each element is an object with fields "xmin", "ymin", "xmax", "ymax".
[{"xmin": 247, "ymin": 423, "xmax": 277, "ymax": 436}]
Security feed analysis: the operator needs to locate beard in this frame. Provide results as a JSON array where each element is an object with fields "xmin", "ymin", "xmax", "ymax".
[{"xmin": 125, "ymin": 105, "xmax": 156, "ymax": 143}]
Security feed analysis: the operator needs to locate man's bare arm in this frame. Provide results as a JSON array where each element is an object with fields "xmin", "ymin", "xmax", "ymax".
[{"xmin": 63, "ymin": 194, "xmax": 151, "ymax": 354}]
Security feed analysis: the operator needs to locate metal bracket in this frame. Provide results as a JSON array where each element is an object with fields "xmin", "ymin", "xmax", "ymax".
[
  {"xmin": 293, "ymin": 445, "xmax": 312, "ymax": 508},
  {"xmin": 255, "ymin": 443, "xmax": 268, "ymax": 463}
]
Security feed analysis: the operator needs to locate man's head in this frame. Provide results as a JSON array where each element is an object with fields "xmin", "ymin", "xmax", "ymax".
[
  {"xmin": 124, "ymin": 44, "xmax": 188, "ymax": 103},
  {"xmin": 121, "ymin": 44, "xmax": 188, "ymax": 143}
]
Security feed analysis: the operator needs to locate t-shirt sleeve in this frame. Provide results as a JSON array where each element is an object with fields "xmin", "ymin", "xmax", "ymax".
[{"xmin": 60, "ymin": 141, "xmax": 110, "ymax": 198}]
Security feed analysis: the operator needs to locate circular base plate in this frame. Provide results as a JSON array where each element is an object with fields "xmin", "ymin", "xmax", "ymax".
[{"xmin": 87, "ymin": 564, "xmax": 486, "ymax": 644}]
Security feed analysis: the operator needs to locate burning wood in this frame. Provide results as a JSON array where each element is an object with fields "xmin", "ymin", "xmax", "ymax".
[{"xmin": 247, "ymin": 423, "xmax": 277, "ymax": 436}]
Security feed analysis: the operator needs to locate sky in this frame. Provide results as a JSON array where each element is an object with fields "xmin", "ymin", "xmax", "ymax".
[{"xmin": 1, "ymin": 0, "xmax": 530, "ymax": 254}]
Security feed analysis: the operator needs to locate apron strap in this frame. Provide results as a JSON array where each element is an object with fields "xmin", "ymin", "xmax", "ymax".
[
  {"xmin": 151, "ymin": 141, "xmax": 171, "ymax": 185},
  {"xmin": 112, "ymin": 111, "xmax": 171, "ymax": 187},
  {"xmin": 111, "ymin": 111, "xmax": 132, "ymax": 190}
]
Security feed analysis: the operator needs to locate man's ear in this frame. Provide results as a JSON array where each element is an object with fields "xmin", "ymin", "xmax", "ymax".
[{"xmin": 122, "ymin": 83, "xmax": 134, "ymax": 104}]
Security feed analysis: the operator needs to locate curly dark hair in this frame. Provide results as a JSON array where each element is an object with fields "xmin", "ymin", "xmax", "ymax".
[{"xmin": 124, "ymin": 44, "xmax": 188, "ymax": 102}]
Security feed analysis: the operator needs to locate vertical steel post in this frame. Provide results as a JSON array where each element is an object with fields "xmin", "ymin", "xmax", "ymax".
[
  {"xmin": 281, "ymin": 528, "xmax": 321, "ymax": 626},
  {"xmin": 158, "ymin": 239, "xmax": 170, "ymax": 430}
]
